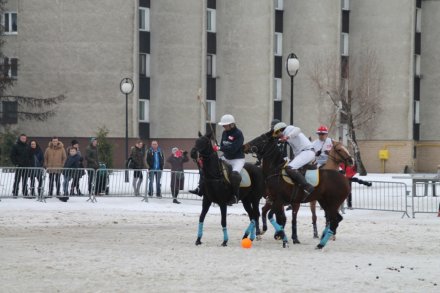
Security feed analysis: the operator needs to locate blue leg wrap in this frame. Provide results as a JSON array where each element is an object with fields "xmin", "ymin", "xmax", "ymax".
[
  {"xmin": 222, "ymin": 227, "xmax": 228, "ymax": 242},
  {"xmin": 249, "ymin": 220, "xmax": 256, "ymax": 241},
  {"xmin": 197, "ymin": 222, "xmax": 203, "ymax": 238},
  {"xmin": 319, "ymin": 229, "xmax": 334, "ymax": 247},
  {"xmin": 270, "ymin": 218, "xmax": 283, "ymax": 232},
  {"xmin": 321, "ymin": 225, "xmax": 329, "ymax": 239}
]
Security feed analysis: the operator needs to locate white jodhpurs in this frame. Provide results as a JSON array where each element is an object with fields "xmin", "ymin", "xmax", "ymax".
[
  {"xmin": 221, "ymin": 157, "xmax": 245, "ymax": 173},
  {"xmin": 288, "ymin": 150, "xmax": 315, "ymax": 169}
]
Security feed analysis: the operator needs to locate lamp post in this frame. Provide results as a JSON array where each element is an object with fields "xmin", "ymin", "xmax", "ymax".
[
  {"xmin": 120, "ymin": 77, "xmax": 134, "ymax": 182},
  {"xmin": 286, "ymin": 53, "xmax": 300, "ymax": 126}
]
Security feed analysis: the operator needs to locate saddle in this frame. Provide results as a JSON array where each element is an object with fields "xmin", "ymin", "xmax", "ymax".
[
  {"xmin": 220, "ymin": 161, "xmax": 251, "ymax": 187},
  {"xmin": 281, "ymin": 161, "xmax": 319, "ymax": 187}
]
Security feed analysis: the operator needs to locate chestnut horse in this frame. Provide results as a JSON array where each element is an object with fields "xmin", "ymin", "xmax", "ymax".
[
  {"xmin": 260, "ymin": 138, "xmax": 353, "ymax": 243},
  {"xmin": 193, "ymin": 131, "xmax": 264, "ymax": 246},
  {"xmin": 244, "ymin": 131, "xmax": 353, "ymax": 249}
]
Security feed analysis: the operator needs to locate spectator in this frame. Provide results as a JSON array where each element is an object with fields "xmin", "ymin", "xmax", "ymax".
[
  {"xmin": 167, "ymin": 147, "xmax": 189, "ymax": 204},
  {"xmin": 146, "ymin": 140, "xmax": 164, "ymax": 197},
  {"xmin": 129, "ymin": 140, "xmax": 147, "ymax": 196},
  {"xmin": 44, "ymin": 137, "xmax": 67, "ymax": 197},
  {"xmin": 340, "ymin": 162, "xmax": 357, "ymax": 209},
  {"xmin": 85, "ymin": 137, "xmax": 99, "ymax": 195},
  {"xmin": 10, "ymin": 134, "xmax": 32, "ymax": 197},
  {"xmin": 61, "ymin": 147, "xmax": 81, "ymax": 202},
  {"xmin": 67, "ymin": 140, "xmax": 85, "ymax": 195},
  {"xmin": 29, "ymin": 140, "xmax": 44, "ymax": 198}
]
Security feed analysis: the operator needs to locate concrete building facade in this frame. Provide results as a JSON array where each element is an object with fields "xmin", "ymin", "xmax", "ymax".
[{"xmin": 1, "ymin": 0, "xmax": 440, "ymax": 172}]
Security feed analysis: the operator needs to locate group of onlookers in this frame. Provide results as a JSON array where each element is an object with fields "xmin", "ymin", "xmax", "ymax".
[
  {"xmin": 9, "ymin": 134, "xmax": 189, "ymax": 204},
  {"xmin": 9, "ymin": 134, "xmax": 99, "ymax": 201}
]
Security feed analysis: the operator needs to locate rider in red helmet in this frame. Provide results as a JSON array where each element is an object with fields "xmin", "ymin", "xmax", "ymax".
[{"xmin": 311, "ymin": 125, "xmax": 334, "ymax": 168}]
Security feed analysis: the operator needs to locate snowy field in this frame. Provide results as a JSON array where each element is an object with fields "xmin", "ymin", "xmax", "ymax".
[{"xmin": 0, "ymin": 174, "xmax": 439, "ymax": 293}]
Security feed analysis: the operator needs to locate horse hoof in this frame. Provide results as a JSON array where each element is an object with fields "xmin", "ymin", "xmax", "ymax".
[
  {"xmin": 221, "ymin": 241, "xmax": 228, "ymax": 247},
  {"xmin": 274, "ymin": 231, "xmax": 284, "ymax": 240},
  {"xmin": 292, "ymin": 238, "xmax": 301, "ymax": 244},
  {"xmin": 256, "ymin": 235, "xmax": 262, "ymax": 241},
  {"xmin": 282, "ymin": 241, "xmax": 289, "ymax": 248},
  {"xmin": 195, "ymin": 238, "xmax": 202, "ymax": 246},
  {"xmin": 313, "ymin": 234, "xmax": 319, "ymax": 239},
  {"xmin": 316, "ymin": 244, "xmax": 324, "ymax": 249}
]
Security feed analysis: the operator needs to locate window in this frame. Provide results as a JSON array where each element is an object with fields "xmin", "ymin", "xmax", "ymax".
[
  {"xmin": 206, "ymin": 100, "xmax": 216, "ymax": 123},
  {"xmin": 207, "ymin": 9, "xmax": 216, "ymax": 33},
  {"xmin": 274, "ymin": 0, "xmax": 284, "ymax": 10},
  {"xmin": 1, "ymin": 58, "xmax": 18, "ymax": 79},
  {"xmin": 341, "ymin": 33, "xmax": 349, "ymax": 56},
  {"xmin": 414, "ymin": 54, "xmax": 421, "ymax": 77},
  {"xmin": 139, "ymin": 53, "xmax": 150, "ymax": 77},
  {"xmin": 341, "ymin": 0, "xmax": 350, "ymax": 11},
  {"xmin": 139, "ymin": 99, "xmax": 149, "ymax": 122},
  {"xmin": 139, "ymin": 7, "xmax": 150, "ymax": 31},
  {"xmin": 274, "ymin": 32, "xmax": 282, "ymax": 56},
  {"xmin": 0, "ymin": 101, "xmax": 18, "ymax": 124},
  {"xmin": 2, "ymin": 12, "xmax": 17, "ymax": 34},
  {"xmin": 415, "ymin": 8, "xmax": 421, "ymax": 33},
  {"xmin": 207, "ymin": 54, "xmax": 216, "ymax": 78},
  {"xmin": 414, "ymin": 100, "xmax": 420, "ymax": 124},
  {"xmin": 274, "ymin": 78, "xmax": 282, "ymax": 101}
]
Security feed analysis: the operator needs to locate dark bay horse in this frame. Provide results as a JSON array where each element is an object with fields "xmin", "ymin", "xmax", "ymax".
[
  {"xmin": 244, "ymin": 131, "xmax": 353, "ymax": 249},
  {"xmin": 260, "ymin": 139, "xmax": 353, "ymax": 243},
  {"xmin": 193, "ymin": 131, "xmax": 264, "ymax": 246}
]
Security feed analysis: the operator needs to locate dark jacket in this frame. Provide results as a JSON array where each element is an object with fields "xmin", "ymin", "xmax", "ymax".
[
  {"xmin": 63, "ymin": 154, "xmax": 81, "ymax": 176},
  {"xmin": 130, "ymin": 146, "xmax": 146, "ymax": 169},
  {"xmin": 220, "ymin": 126, "xmax": 245, "ymax": 160},
  {"xmin": 146, "ymin": 147, "xmax": 164, "ymax": 170},
  {"xmin": 85, "ymin": 143, "xmax": 99, "ymax": 169},
  {"xmin": 30, "ymin": 145, "xmax": 44, "ymax": 168},
  {"xmin": 167, "ymin": 152, "xmax": 189, "ymax": 172},
  {"xmin": 10, "ymin": 139, "xmax": 32, "ymax": 167}
]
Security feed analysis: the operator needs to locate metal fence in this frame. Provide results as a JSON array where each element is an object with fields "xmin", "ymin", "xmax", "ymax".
[
  {"xmin": 1, "ymin": 167, "xmax": 439, "ymax": 218},
  {"xmin": 349, "ymin": 180, "xmax": 410, "ymax": 218},
  {"xmin": 0, "ymin": 167, "xmax": 202, "ymax": 202}
]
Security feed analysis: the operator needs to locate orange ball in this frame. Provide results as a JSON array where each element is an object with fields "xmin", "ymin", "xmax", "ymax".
[{"xmin": 241, "ymin": 238, "xmax": 252, "ymax": 249}]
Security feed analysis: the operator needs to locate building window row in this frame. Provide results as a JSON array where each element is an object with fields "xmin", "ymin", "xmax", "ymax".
[
  {"xmin": 139, "ymin": 53, "xmax": 150, "ymax": 77},
  {"xmin": 1, "ymin": 57, "xmax": 18, "ymax": 79},
  {"xmin": 207, "ymin": 8, "xmax": 216, "ymax": 33},
  {"xmin": 139, "ymin": 99, "xmax": 149, "ymax": 122}
]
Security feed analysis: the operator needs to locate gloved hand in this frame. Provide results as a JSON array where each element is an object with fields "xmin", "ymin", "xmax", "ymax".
[
  {"xmin": 213, "ymin": 144, "xmax": 219, "ymax": 152},
  {"xmin": 278, "ymin": 135, "xmax": 288, "ymax": 142},
  {"xmin": 315, "ymin": 150, "xmax": 322, "ymax": 157}
]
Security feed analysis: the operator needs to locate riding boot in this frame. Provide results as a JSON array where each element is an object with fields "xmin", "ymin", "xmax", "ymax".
[
  {"xmin": 229, "ymin": 171, "xmax": 242, "ymax": 204},
  {"xmin": 285, "ymin": 167, "xmax": 314, "ymax": 199}
]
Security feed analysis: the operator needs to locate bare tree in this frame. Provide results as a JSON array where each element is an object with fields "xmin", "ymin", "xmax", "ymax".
[
  {"xmin": 0, "ymin": 0, "xmax": 65, "ymax": 129},
  {"xmin": 309, "ymin": 47, "xmax": 383, "ymax": 175}
]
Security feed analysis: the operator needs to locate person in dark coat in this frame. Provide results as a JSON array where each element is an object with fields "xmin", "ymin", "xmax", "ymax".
[
  {"xmin": 67, "ymin": 140, "xmax": 85, "ymax": 195},
  {"xmin": 146, "ymin": 140, "xmax": 164, "ymax": 197},
  {"xmin": 10, "ymin": 134, "xmax": 32, "ymax": 197},
  {"xmin": 29, "ymin": 140, "xmax": 44, "ymax": 197},
  {"xmin": 61, "ymin": 147, "xmax": 81, "ymax": 201},
  {"xmin": 129, "ymin": 140, "xmax": 147, "ymax": 196},
  {"xmin": 85, "ymin": 138, "xmax": 99, "ymax": 194},
  {"xmin": 167, "ymin": 147, "xmax": 189, "ymax": 204}
]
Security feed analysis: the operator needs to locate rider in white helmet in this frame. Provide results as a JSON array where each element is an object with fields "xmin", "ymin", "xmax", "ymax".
[
  {"xmin": 218, "ymin": 114, "xmax": 245, "ymax": 204},
  {"xmin": 272, "ymin": 122, "xmax": 315, "ymax": 197}
]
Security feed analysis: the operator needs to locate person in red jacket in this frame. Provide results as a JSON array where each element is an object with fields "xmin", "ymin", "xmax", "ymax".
[{"xmin": 340, "ymin": 162, "xmax": 357, "ymax": 209}]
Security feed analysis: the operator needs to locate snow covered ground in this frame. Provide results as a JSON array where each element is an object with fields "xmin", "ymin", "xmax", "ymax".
[{"xmin": 0, "ymin": 174, "xmax": 439, "ymax": 292}]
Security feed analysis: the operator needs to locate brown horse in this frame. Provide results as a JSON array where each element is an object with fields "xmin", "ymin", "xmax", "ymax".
[
  {"xmin": 260, "ymin": 139, "xmax": 353, "ymax": 243},
  {"xmin": 193, "ymin": 131, "xmax": 264, "ymax": 246},
  {"xmin": 244, "ymin": 131, "xmax": 353, "ymax": 249}
]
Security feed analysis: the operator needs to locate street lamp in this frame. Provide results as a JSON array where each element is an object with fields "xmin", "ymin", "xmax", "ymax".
[
  {"xmin": 120, "ymin": 77, "xmax": 134, "ymax": 182},
  {"xmin": 286, "ymin": 53, "xmax": 300, "ymax": 126}
]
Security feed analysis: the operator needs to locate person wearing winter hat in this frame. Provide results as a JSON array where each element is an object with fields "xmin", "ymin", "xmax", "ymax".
[
  {"xmin": 167, "ymin": 147, "xmax": 189, "ymax": 204},
  {"xmin": 85, "ymin": 137, "xmax": 99, "ymax": 194}
]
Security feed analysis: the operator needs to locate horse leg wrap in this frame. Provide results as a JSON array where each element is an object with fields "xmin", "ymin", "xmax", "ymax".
[
  {"xmin": 249, "ymin": 220, "xmax": 256, "ymax": 241},
  {"xmin": 222, "ymin": 227, "xmax": 229, "ymax": 242},
  {"xmin": 318, "ymin": 229, "xmax": 335, "ymax": 248},
  {"xmin": 321, "ymin": 225, "xmax": 329, "ymax": 240},
  {"xmin": 197, "ymin": 222, "xmax": 204, "ymax": 238},
  {"xmin": 270, "ymin": 217, "xmax": 283, "ymax": 232}
]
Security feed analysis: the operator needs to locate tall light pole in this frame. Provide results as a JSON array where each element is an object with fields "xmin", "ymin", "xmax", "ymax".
[
  {"xmin": 286, "ymin": 53, "xmax": 300, "ymax": 126},
  {"xmin": 120, "ymin": 77, "xmax": 134, "ymax": 182}
]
